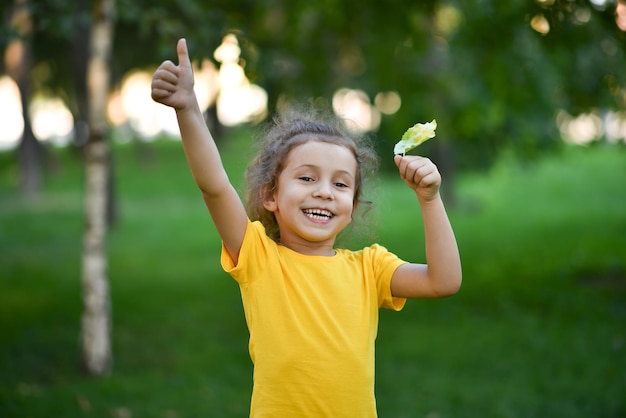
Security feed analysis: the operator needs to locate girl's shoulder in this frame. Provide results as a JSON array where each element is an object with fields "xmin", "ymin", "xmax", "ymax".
[{"xmin": 336, "ymin": 243, "xmax": 403, "ymax": 265}]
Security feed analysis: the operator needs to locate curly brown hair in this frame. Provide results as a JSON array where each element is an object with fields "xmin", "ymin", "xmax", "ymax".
[{"xmin": 244, "ymin": 107, "xmax": 379, "ymax": 241}]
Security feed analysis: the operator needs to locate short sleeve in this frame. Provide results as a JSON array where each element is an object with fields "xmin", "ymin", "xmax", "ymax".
[
  {"xmin": 220, "ymin": 219, "xmax": 274, "ymax": 287},
  {"xmin": 368, "ymin": 244, "xmax": 407, "ymax": 311}
]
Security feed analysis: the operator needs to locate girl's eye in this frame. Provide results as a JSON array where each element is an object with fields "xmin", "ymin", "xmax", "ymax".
[
  {"xmin": 299, "ymin": 176, "xmax": 314, "ymax": 182},
  {"xmin": 334, "ymin": 182, "xmax": 348, "ymax": 188}
]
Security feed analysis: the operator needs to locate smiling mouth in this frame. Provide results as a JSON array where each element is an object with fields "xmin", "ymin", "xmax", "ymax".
[{"xmin": 302, "ymin": 208, "xmax": 333, "ymax": 221}]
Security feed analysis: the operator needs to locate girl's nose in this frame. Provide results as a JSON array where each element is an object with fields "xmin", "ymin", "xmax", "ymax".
[{"xmin": 312, "ymin": 182, "xmax": 333, "ymax": 199}]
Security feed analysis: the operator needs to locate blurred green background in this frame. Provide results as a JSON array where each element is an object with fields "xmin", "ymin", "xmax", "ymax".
[{"xmin": 1, "ymin": 0, "xmax": 626, "ymax": 417}]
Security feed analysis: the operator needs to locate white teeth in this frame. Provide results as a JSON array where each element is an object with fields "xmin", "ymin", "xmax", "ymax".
[{"xmin": 303, "ymin": 209, "xmax": 332, "ymax": 220}]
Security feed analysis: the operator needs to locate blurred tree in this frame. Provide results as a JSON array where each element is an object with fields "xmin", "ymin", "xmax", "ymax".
[
  {"xmin": 234, "ymin": 0, "xmax": 626, "ymax": 168},
  {"xmin": 80, "ymin": 0, "xmax": 115, "ymax": 377},
  {"xmin": 69, "ymin": 0, "xmax": 91, "ymax": 148},
  {"xmin": 534, "ymin": 0, "xmax": 626, "ymax": 112},
  {"xmin": 2, "ymin": 0, "xmax": 625, "ymax": 172},
  {"xmin": 3, "ymin": 0, "xmax": 45, "ymax": 198}
]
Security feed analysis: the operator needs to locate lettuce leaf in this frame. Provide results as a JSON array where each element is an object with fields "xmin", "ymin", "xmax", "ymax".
[{"xmin": 393, "ymin": 119, "xmax": 437, "ymax": 155}]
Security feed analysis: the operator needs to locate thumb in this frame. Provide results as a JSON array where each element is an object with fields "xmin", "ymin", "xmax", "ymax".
[
  {"xmin": 393, "ymin": 154, "xmax": 403, "ymax": 168},
  {"xmin": 177, "ymin": 38, "xmax": 192, "ymax": 68}
]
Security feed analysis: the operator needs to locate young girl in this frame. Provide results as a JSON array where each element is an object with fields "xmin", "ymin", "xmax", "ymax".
[{"xmin": 151, "ymin": 38, "xmax": 462, "ymax": 418}]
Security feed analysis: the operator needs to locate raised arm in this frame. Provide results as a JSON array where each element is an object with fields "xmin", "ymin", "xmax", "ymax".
[
  {"xmin": 151, "ymin": 38, "xmax": 247, "ymax": 261},
  {"xmin": 390, "ymin": 155, "xmax": 462, "ymax": 298}
]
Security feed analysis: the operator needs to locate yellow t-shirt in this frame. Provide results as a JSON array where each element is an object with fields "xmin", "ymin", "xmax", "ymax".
[{"xmin": 221, "ymin": 220, "xmax": 407, "ymax": 418}]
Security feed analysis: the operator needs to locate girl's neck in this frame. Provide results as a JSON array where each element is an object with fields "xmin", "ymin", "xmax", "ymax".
[{"xmin": 278, "ymin": 239, "xmax": 337, "ymax": 257}]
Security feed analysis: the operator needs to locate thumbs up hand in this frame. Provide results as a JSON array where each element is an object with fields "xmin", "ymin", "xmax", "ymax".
[{"xmin": 151, "ymin": 38, "xmax": 196, "ymax": 111}]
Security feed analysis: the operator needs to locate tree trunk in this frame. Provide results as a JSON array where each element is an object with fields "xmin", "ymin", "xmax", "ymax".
[
  {"xmin": 70, "ymin": 0, "xmax": 90, "ymax": 148},
  {"xmin": 70, "ymin": 0, "xmax": 118, "ymax": 228},
  {"xmin": 5, "ymin": 0, "xmax": 44, "ymax": 199},
  {"xmin": 80, "ymin": 0, "xmax": 115, "ymax": 376}
]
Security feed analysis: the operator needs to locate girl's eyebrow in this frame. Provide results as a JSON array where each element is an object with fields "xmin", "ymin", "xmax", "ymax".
[{"xmin": 293, "ymin": 164, "xmax": 355, "ymax": 179}]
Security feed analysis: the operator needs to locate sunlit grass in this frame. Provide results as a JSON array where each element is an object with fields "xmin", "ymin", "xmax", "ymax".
[{"xmin": 0, "ymin": 137, "xmax": 624, "ymax": 417}]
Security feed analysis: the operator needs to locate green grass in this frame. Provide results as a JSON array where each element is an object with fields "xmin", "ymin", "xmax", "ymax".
[{"xmin": 1, "ymin": 135, "xmax": 625, "ymax": 417}]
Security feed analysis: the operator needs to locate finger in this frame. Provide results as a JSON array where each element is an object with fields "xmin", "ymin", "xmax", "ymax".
[
  {"xmin": 393, "ymin": 154, "xmax": 403, "ymax": 168},
  {"xmin": 417, "ymin": 166, "xmax": 441, "ymax": 188},
  {"xmin": 151, "ymin": 73, "xmax": 175, "ymax": 91},
  {"xmin": 399, "ymin": 159, "xmax": 412, "ymax": 182},
  {"xmin": 152, "ymin": 69, "xmax": 177, "ymax": 87},
  {"xmin": 156, "ymin": 60, "xmax": 178, "ymax": 76},
  {"xmin": 177, "ymin": 38, "xmax": 192, "ymax": 69},
  {"xmin": 422, "ymin": 172, "xmax": 439, "ymax": 187},
  {"xmin": 395, "ymin": 155, "xmax": 415, "ymax": 178},
  {"xmin": 413, "ymin": 167, "xmax": 431, "ymax": 185},
  {"xmin": 151, "ymin": 88, "xmax": 171, "ymax": 102},
  {"xmin": 403, "ymin": 157, "xmax": 425, "ymax": 177}
]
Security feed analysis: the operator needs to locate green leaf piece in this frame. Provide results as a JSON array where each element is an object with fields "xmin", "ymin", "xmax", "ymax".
[{"xmin": 393, "ymin": 119, "xmax": 437, "ymax": 155}]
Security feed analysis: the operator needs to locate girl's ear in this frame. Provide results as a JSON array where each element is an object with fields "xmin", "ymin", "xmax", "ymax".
[{"xmin": 261, "ymin": 186, "xmax": 277, "ymax": 212}]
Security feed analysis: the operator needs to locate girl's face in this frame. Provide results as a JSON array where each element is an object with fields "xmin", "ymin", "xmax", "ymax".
[{"xmin": 262, "ymin": 140, "xmax": 358, "ymax": 256}]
